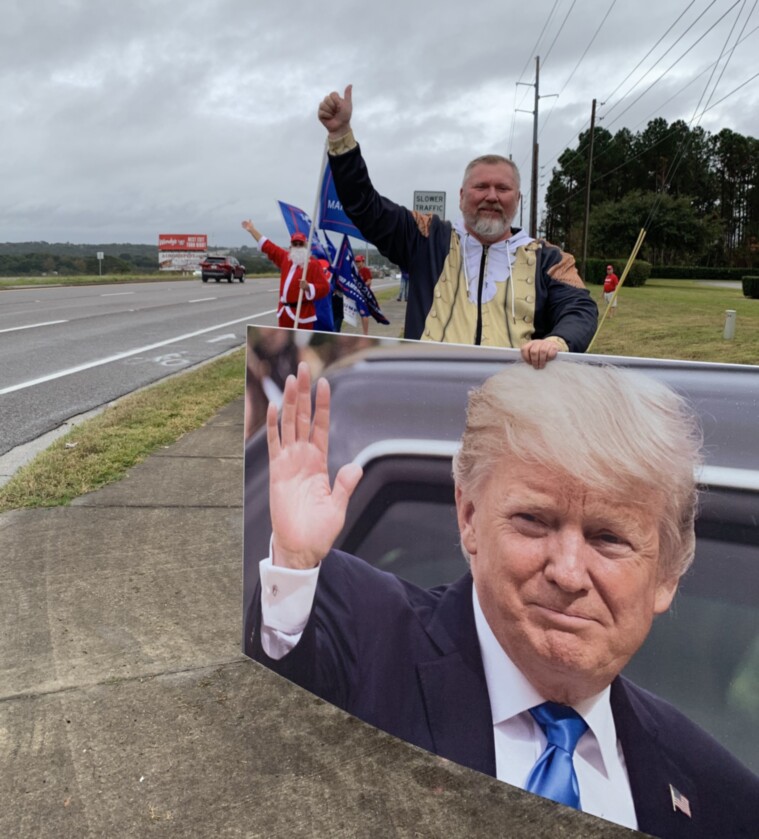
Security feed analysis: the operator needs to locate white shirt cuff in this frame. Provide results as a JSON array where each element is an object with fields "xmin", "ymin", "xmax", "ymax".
[{"xmin": 259, "ymin": 556, "xmax": 320, "ymax": 634}]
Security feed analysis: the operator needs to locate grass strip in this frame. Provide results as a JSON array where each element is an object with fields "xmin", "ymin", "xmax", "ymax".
[
  {"xmin": 589, "ymin": 280, "xmax": 759, "ymax": 365},
  {"xmin": 0, "ymin": 348, "xmax": 245, "ymax": 511}
]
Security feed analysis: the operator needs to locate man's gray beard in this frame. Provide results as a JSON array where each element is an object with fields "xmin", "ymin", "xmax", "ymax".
[
  {"xmin": 470, "ymin": 212, "xmax": 510, "ymax": 241},
  {"xmin": 289, "ymin": 248, "xmax": 307, "ymax": 267}
]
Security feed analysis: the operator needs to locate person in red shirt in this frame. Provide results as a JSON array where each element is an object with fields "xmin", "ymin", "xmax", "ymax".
[
  {"xmin": 603, "ymin": 264, "xmax": 620, "ymax": 318},
  {"xmin": 355, "ymin": 254, "xmax": 373, "ymax": 335},
  {"xmin": 242, "ymin": 220, "xmax": 330, "ymax": 329}
]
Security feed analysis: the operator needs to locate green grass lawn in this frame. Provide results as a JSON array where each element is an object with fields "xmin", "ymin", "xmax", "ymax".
[{"xmin": 588, "ymin": 280, "xmax": 759, "ymax": 365}]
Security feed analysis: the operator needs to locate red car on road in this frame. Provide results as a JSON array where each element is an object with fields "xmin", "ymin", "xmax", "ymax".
[{"xmin": 200, "ymin": 255, "xmax": 246, "ymax": 283}]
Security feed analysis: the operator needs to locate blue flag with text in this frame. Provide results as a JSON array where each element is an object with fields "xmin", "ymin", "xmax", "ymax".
[
  {"xmin": 318, "ymin": 167, "xmax": 366, "ymax": 241},
  {"xmin": 334, "ymin": 235, "xmax": 389, "ymax": 324}
]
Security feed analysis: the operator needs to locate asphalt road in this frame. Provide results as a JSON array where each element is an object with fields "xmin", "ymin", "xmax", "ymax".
[{"xmin": 0, "ymin": 277, "xmax": 281, "ymax": 456}]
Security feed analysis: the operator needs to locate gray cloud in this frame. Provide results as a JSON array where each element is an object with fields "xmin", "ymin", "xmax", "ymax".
[{"xmin": 1, "ymin": 0, "xmax": 757, "ymax": 245}]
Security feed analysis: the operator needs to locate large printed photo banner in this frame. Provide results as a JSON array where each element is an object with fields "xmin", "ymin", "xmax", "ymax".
[{"xmin": 241, "ymin": 326, "xmax": 759, "ymax": 787}]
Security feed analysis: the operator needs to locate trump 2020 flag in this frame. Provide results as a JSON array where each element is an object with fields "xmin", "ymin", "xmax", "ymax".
[
  {"xmin": 277, "ymin": 200, "xmax": 331, "ymax": 263},
  {"xmin": 318, "ymin": 167, "xmax": 366, "ymax": 241},
  {"xmin": 334, "ymin": 235, "xmax": 389, "ymax": 325}
]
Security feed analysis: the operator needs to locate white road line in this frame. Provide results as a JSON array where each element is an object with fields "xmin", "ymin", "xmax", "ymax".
[
  {"xmin": 101, "ymin": 292, "xmax": 135, "ymax": 297},
  {"xmin": 0, "ymin": 311, "xmax": 277, "ymax": 395},
  {"xmin": 0, "ymin": 320, "xmax": 68, "ymax": 334},
  {"xmin": 188, "ymin": 297, "xmax": 217, "ymax": 303}
]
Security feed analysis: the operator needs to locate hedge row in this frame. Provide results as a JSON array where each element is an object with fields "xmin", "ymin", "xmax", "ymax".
[
  {"xmin": 583, "ymin": 258, "xmax": 651, "ymax": 287},
  {"xmin": 652, "ymin": 265, "xmax": 755, "ymax": 280},
  {"xmin": 743, "ymin": 276, "xmax": 759, "ymax": 299}
]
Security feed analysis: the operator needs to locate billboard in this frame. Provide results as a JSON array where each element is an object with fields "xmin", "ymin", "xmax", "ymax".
[
  {"xmin": 158, "ymin": 234, "xmax": 208, "ymax": 252},
  {"xmin": 158, "ymin": 234, "xmax": 208, "ymax": 272}
]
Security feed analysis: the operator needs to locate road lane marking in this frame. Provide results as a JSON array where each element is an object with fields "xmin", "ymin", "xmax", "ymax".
[
  {"xmin": 0, "ymin": 320, "xmax": 68, "ymax": 334},
  {"xmin": 101, "ymin": 292, "xmax": 135, "ymax": 297},
  {"xmin": 188, "ymin": 297, "xmax": 217, "ymax": 303},
  {"xmin": 207, "ymin": 333, "xmax": 237, "ymax": 343},
  {"xmin": 0, "ymin": 311, "xmax": 277, "ymax": 395}
]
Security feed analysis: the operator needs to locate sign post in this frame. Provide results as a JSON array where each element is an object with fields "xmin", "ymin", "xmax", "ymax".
[
  {"xmin": 97, "ymin": 252, "xmax": 104, "ymax": 277},
  {"xmin": 413, "ymin": 191, "xmax": 446, "ymax": 218}
]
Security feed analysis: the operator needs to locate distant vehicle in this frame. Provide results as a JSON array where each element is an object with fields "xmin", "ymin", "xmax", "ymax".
[
  {"xmin": 200, "ymin": 255, "xmax": 246, "ymax": 283},
  {"xmin": 244, "ymin": 343, "xmax": 759, "ymax": 774}
]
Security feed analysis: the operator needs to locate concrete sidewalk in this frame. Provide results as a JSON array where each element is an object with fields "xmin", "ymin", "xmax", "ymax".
[{"xmin": 0, "ymin": 396, "xmax": 640, "ymax": 837}]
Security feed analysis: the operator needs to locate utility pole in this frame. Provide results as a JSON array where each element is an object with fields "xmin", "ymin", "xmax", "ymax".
[
  {"xmin": 516, "ymin": 57, "xmax": 556, "ymax": 238},
  {"xmin": 580, "ymin": 98, "xmax": 597, "ymax": 282},
  {"xmin": 530, "ymin": 56, "xmax": 540, "ymax": 239}
]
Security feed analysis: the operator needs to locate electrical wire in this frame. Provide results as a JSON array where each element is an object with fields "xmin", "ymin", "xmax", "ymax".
[
  {"xmin": 603, "ymin": 0, "xmax": 718, "ymax": 121},
  {"xmin": 604, "ymin": 0, "xmax": 743, "ymax": 129}
]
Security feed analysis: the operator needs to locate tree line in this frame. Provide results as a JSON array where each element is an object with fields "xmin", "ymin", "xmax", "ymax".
[
  {"xmin": 0, "ymin": 243, "xmax": 271, "ymax": 276},
  {"xmin": 543, "ymin": 118, "xmax": 759, "ymax": 270}
]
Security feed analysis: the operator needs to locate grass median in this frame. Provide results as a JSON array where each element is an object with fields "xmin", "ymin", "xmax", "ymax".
[
  {"xmin": 589, "ymin": 280, "xmax": 758, "ymax": 364},
  {"xmin": 0, "ymin": 348, "xmax": 246, "ymax": 512}
]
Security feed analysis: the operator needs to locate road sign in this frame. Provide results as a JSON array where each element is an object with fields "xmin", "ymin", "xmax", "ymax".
[{"xmin": 413, "ymin": 191, "xmax": 446, "ymax": 218}]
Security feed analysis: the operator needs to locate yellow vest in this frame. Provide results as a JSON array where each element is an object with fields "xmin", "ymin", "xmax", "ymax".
[{"xmin": 421, "ymin": 232, "xmax": 541, "ymax": 347}]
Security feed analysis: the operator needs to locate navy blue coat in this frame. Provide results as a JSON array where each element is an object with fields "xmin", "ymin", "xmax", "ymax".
[{"xmin": 247, "ymin": 550, "xmax": 758, "ymax": 838}]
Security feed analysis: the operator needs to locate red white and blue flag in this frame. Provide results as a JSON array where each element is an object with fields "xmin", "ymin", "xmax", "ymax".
[
  {"xmin": 669, "ymin": 785, "xmax": 692, "ymax": 818},
  {"xmin": 334, "ymin": 235, "xmax": 389, "ymax": 325}
]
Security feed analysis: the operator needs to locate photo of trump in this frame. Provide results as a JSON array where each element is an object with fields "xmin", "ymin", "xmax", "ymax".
[{"xmin": 243, "ymin": 328, "xmax": 758, "ymax": 837}]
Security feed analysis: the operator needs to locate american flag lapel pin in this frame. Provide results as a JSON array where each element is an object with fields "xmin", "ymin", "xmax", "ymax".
[{"xmin": 669, "ymin": 784, "xmax": 692, "ymax": 818}]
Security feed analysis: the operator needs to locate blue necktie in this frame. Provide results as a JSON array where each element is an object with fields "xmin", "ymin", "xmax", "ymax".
[{"xmin": 526, "ymin": 702, "xmax": 588, "ymax": 810}]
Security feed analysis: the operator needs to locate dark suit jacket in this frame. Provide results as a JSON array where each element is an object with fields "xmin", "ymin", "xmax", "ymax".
[{"xmin": 247, "ymin": 550, "xmax": 758, "ymax": 838}]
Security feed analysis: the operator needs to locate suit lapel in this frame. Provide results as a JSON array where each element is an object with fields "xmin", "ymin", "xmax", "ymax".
[
  {"xmin": 416, "ymin": 574, "xmax": 496, "ymax": 777},
  {"xmin": 612, "ymin": 679, "xmax": 699, "ymax": 838}
]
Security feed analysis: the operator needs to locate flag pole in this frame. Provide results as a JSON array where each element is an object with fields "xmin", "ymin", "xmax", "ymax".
[
  {"xmin": 586, "ymin": 227, "xmax": 647, "ymax": 353},
  {"xmin": 293, "ymin": 140, "xmax": 329, "ymax": 329}
]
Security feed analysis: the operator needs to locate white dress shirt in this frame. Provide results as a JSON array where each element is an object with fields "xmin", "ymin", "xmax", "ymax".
[
  {"xmin": 472, "ymin": 587, "xmax": 638, "ymax": 829},
  {"xmin": 258, "ymin": 558, "xmax": 638, "ymax": 829}
]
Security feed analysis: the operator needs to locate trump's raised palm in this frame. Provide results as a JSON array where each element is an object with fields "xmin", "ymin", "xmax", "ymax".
[{"xmin": 266, "ymin": 363, "xmax": 362, "ymax": 569}]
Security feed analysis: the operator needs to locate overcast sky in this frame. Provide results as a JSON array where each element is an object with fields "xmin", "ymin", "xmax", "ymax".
[{"xmin": 2, "ymin": 0, "xmax": 757, "ymax": 247}]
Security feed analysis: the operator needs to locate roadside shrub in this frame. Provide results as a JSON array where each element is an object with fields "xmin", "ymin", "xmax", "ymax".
[
  {"xmin": 654, "ymin": 265, "xmax": 754, "ymax": 280},
  {"xmin": 584, "ymin": 258, "xmax": 651, "ymax": 287},
  {"xmin": 742, "ymin": 276, "xmax": 759, "ymax": 299}
]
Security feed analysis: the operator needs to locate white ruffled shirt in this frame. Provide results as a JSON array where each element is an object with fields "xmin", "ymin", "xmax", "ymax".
[{"xmin": 452, "ymin": 221, "xmax": 533, "ymax": 305}]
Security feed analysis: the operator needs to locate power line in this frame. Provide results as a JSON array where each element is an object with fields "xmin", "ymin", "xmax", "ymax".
[
  {"xmin": 603, "ymin": 0, "xmax": 743, "ymax": 129},
  {"xmin": 601, "ymin": 0, "xmax": 698, "ymax": 107},
  {"xmin": 539, "ymin": 0, "xmax": 618, "ymax": 142},
  {"xmin": 603, "ymin": 0, "xmax": 718, "ymax": 121},
  {"xmin": 695, "ymin": 0, "xmax": 757, "ymax": 124},
  {"xmin": 540, "ymin": 0, "xmax": 579, "ymax": 72},
  {"xmin": 642, "ymin": 0, "xmax": 749, "ymax": 230},
  {"xmin": 539, "ymin": 2, "xmax": 718, "ymax": 177}
]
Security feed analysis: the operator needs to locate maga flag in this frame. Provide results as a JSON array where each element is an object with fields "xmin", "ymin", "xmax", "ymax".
[
  {"xmin": 277, "ymin": 200, "xmax": 331, "ymax": 263},
  {"xmin": 318, "ymin": 167, "xmax": 366, "ymax": 241},
  {"xmin": 334, "ymin": 235, "xmax": 389, "ymax": 325}
]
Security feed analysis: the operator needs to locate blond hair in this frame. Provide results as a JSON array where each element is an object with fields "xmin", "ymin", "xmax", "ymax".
[{"xmin": 452, "ymin": 361, "xmax": 702, "ymax": 580}]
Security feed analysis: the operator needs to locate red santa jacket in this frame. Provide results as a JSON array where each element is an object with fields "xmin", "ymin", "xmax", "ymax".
[{"xmin": 260, "ymin": 238, "xmax": 330, "ymax": 326}]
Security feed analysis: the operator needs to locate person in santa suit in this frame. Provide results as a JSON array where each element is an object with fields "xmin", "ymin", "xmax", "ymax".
[
  {"xmin": 355, "ymin": 254, "xmax": 373, "ymax": 336},
  {"xmin": 242, "ymin": 220, "xmax": 330, "ymax": 329}
]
